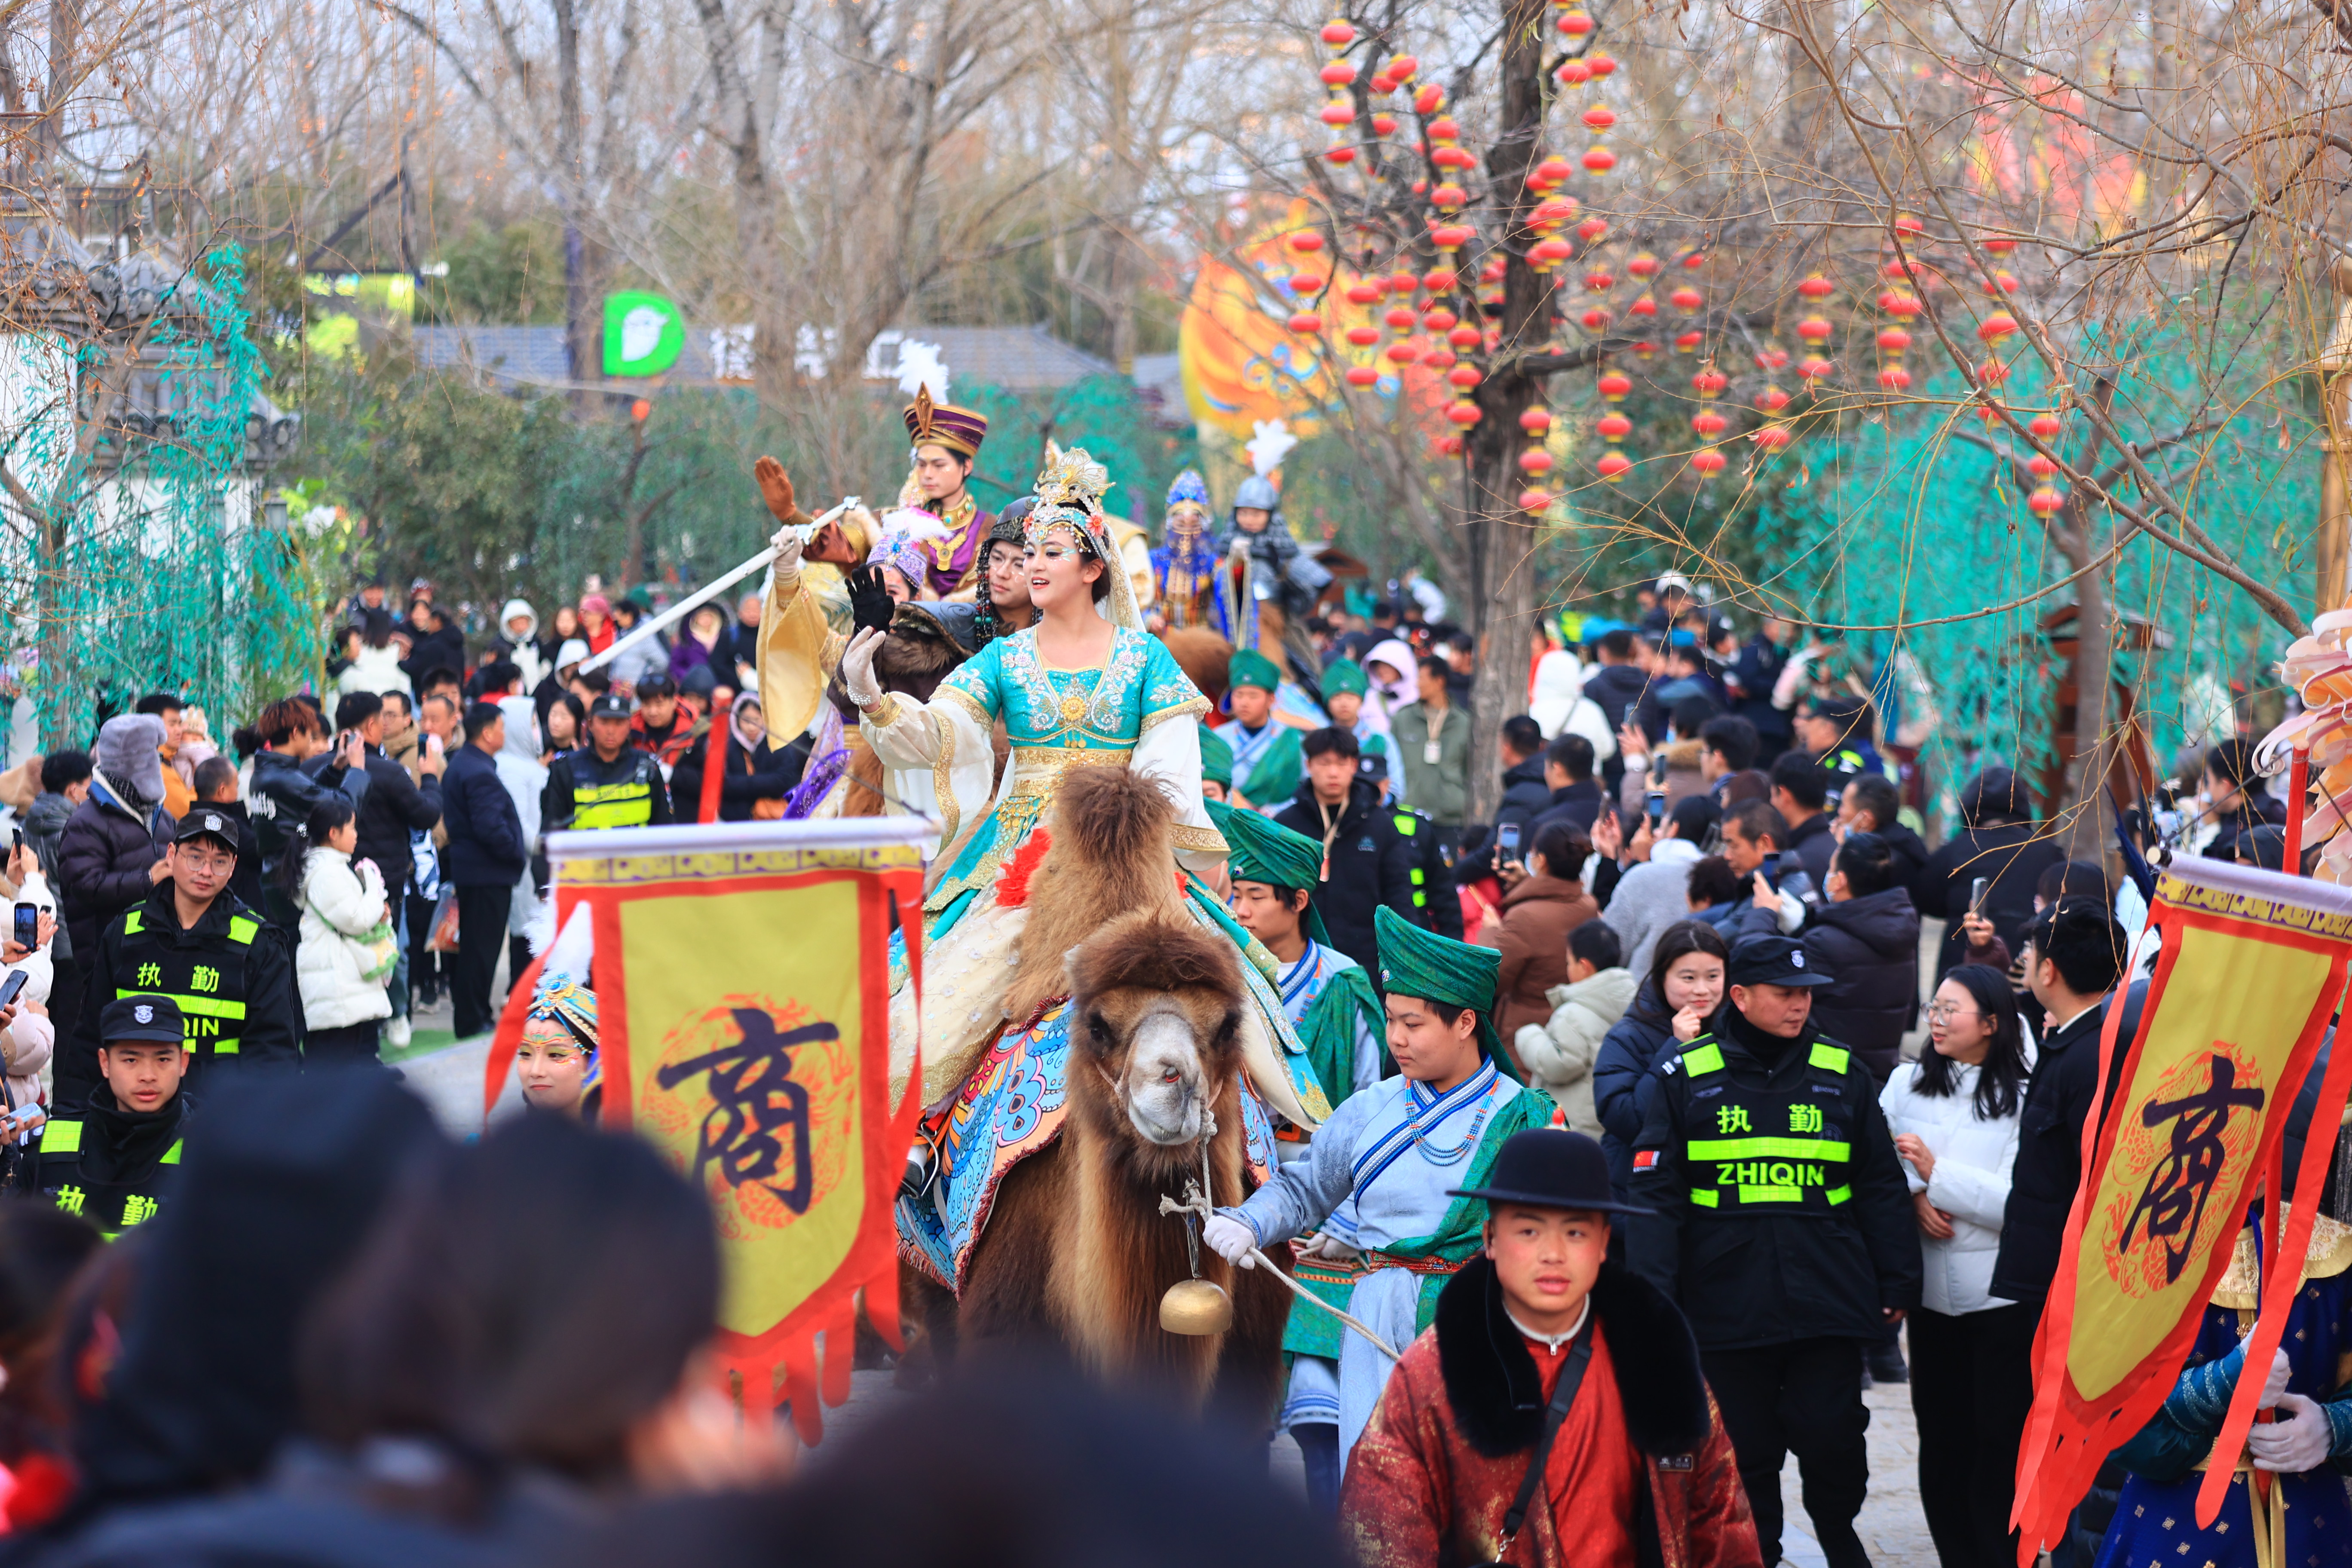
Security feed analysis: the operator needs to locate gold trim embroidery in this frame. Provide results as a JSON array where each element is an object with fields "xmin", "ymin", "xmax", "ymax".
[
  {"xmin": 2211, "ymin": 1211, "xmax": 2352, "ymax": 1309},
  {"xmin": 1142, "ymin": 695, "xmax": 1213, "ymax": 733},
  {"xmin": 938, "ymin": 683, "xmax": 992, "ymax": 729},
  {"xmin": 862, "ymin": 693, "xmax": 904, "ymax": 728},
  {"xmin": 931, "ymin": 708, "xmax": 961, "ymax": 845},
  {"xmin": 1170, "ymin": 821, "xmax": 1229, "ymax": 853}
]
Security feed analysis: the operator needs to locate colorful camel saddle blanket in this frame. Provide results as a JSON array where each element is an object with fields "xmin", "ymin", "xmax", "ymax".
[{"xmin": 897, "ymin": 999, "xmax": 1278, "ymax": 1292}]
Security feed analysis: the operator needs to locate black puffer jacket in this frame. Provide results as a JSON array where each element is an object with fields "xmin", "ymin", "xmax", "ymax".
[
  {"xmin": 1991, "ymin": 980, "xmax": 2144, "ymax": 1305},
  {"xmin": 1455, "ymin": 756, "xmax": 1554, "ymax": 883},
  {"xmin": 1273, "ymin": 778, "xmax": 1430, "ymax": 976},
  {"xmin": 1591, "ymin": 981, "xmax": 1684, "ymax": 1198},
  {"xmin": 351, "ymin": 745, "xmax": 441, "ymax": 893},
  {"xmin": 1915, "ymin": 820, "xmax": 2065, "ymax": 976},
  {"xmin": 249, "ymin": 750, "xmax": 364, "ymax": 927},
  {"xmin": 56, "ymin": 784, "xmax": 171, "ymax": 962},
  {"xmin": 1738, "ymin": 885, "xmax": 1920, "ymax": 1084}
]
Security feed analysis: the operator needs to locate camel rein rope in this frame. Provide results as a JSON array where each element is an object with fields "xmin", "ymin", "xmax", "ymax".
[{"xmin": 1159, "ymin": 1128, "xmax": 1400, "ymax": 1362}]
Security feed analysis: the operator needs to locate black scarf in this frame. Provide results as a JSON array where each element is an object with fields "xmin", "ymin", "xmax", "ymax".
[
  {"xmin": 79, "ymin": 1085, "xmax": 188, "ymax": 1185},
  {"xmin": 1718, "ymin": 1001, "xmax": 1813, "ymax": 1067}
]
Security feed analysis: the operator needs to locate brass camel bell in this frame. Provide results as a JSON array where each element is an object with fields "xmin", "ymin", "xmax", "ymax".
[{"xmin": 1160, "ymin": 1277, "xmax": 1234, "ymax": 1335}]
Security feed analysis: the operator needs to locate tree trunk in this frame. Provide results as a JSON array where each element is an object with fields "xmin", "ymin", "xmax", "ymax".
[
  {"xmin": 1459, "ymin": 0, "xmax": 1550, "ymax": 824},
  {"xmin": 552, "ymin": 0, "xmax": 603, "ymax": 411}
]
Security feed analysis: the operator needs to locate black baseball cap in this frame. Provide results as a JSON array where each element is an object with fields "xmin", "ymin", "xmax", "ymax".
[
  {"xmin": 173, "ymin": 808, "xmax": 240, "ymax": 853},
  {"xmin": 636, "ymin": 671, "xmax": 677, "ymax": 698},
  {"xmin": 589, "ymin": 692, "xmax": 633, "ymax": 721},
  {"xmin": 102, "ymin": 994, "xmax": 184, "ymax": 1046},
  {"xmin": 1726, "ymin": 935, "xmax": 1831, "ymax": 989}
]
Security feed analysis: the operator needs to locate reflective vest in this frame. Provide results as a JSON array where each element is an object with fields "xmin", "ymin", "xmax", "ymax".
[
  {"xmin": 36, "ymin": 1115, "xmax": 182, "ymax": 1237},
  {"xmin": 114, "ymin": 905, "xmax": 262, "ymax": 1058},
  {"xmin": 565, "ymin": 752, "xmax": 663, "ymax": 830},
  {"xmin": 1674, "ymin": 1035, "xmax": 1857, "ymax": 1213},
  {"xmin": 1394, "ymin": 810, "xmax": 1432, "ymax": 912}
]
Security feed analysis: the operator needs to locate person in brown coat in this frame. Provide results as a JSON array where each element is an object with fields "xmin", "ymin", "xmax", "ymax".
[
  {"xmin": 1341, "ymin": 1129, "xmax": 1762, "ymax": 1568},
  {"xmin": 1492, "ymin": 820, "xmax": 1600, "ymax": 1039}
]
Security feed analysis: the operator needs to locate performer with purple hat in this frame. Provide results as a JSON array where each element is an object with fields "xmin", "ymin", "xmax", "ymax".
[{"xmin": 900, "ymin": 385, "xmax": 995, "ymax": 600}]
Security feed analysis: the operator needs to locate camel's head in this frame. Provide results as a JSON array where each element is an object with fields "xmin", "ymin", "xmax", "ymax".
[{"xmin": 1066, "ymin": 911, "xmax": 1244, "ymax": 1152}]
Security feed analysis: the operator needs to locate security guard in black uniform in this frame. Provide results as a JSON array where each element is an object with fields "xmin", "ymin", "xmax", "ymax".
[
  {"xmin": 545, "ymin": 692, "xmax": 674, "ymax": 832},
  {"xmin": 1627, "ymin": 935, "xmax": 1917, "ymax": 1568},
  {"xmin": 34, "ymin": 995, "xmax": 194, "ymax": 1237},
  {"xmin": 59, "ymin": 808, "xmax": 300, "ymax": 1112}
]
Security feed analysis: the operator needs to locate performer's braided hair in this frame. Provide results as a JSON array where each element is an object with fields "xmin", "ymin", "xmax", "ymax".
[{"xmin": 973, "ymin": 498, "xmax": 1034, "ymax": 649}]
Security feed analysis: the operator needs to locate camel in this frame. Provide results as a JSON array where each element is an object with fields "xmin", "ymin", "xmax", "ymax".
[{"xmin": 898, "ymin": 768, "xmax": 1289, "ymax": 1422}]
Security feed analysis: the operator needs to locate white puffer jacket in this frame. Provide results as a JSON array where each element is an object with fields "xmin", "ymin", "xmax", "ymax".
[
  {"xmin": 296, "ymin": 847, "xmax": 393, "ymax": 1029},
  {"xmin": 1877, "ymin": 1044, "xmax": 2036, "ymax": 1316}
]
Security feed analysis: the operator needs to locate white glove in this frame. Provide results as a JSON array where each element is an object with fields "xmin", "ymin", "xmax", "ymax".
[
  {"xmin": 841, "ymin": 627, "xmax": 885, "ymax": 709},
  {"xmin": 769, "ymin": 521, "xmax": 803, "ymax": 575},
  {"xmin": 1302, "ymin": 1231, "xmax": 1361, "ymax": 1262},
  {"xmin": 2249, "ymin": 1392, "xmax": 2335, "ymax": 1473},
  {"xmin": 1203, "ymin": 1214, "xmax": 1258, "ymax": 1269},
  {"xmin": 2261, "ymin": 1345, "xmax": 2292, "ymax": 1410}
]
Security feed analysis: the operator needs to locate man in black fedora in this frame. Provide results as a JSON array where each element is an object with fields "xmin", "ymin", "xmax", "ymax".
[
  {"xmin": 1341, "ymin": 1128, "xmax": 1761, "ymax": 1568},
  {"xmin": 1627, "ymin": 935, "xmax": 1917, "ymax": 1568}
]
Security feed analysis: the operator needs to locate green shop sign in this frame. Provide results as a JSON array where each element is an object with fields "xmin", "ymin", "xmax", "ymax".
[{"xmin": 603, "ymin": 291, "xmax": 686, "ymax": 377}]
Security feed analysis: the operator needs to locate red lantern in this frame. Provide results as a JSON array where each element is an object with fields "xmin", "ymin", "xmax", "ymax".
[
  {"xmin": 1535, "ymin": 199, "xmax": 1577, "ymax": 229},
  {"xmin": 1584, "ymin": 268, "xmax": 1614, "ymax": 291},
  {"xmin": 1582, "ymin": 146, "xmax": 1617, "ymax": 173},
  {"xmin": 1681, "ymin": 251, "xmax": 1705, "ymax": 269},
  {"xmin": 1287, "ymin": 311, "xmax": 1323, "ymax": 334},
  {"xmin": 1519, "ymin": 488, "xmax": 1553, "ymax": 511},
  {"xmin": 1597, "ymin": 372, "xmax": 1632, "ymax": 399},
  {"xmin": 2029, "ymin": 411, "xmax": 2062, "ymax": 439},
  {"xmin": 1556, "ymin": 59, "xmax": 1591, "ymax": 84},
  {"xmin": 1690, "ymin": 449, "xmax": 1727, "ymax": 475},
  {"xmin": 1519, "ymin": 449, "xmax": 1556, "ymax": 475},
  {"xmin": 1427, "ymin": 116, "xmax": 1460, "ymax": 139},
  {"xmin": 1692, "ymin": 368, "xmax": 1727, "ymax": 394},
  {"xmin": 1447, "ymin": 400, "xmax": 1483, "ymax": 426},
  {"xmin": 1556, "ymin": 7, "xmax": 1594, "ymax": 31},
  {"xmin": 1796, "ymin": 315, "xmax": 1832, "ymax": 342},
  {"xmin": 1692, "ymin": 409, "xmax": 1727, "ymax": 437},
  {"xmin": 1325, "ymin": 145, "xmax": 1356, "ymax": 164},
  {"xmin": 1754, "ymin": 385, "xmax": 1790, "ymax": 413},
  {"xmin": 1288, "ymin": 231, "xmax": 1326, "ymax": 253},
  {"xmin": 1877, "ymin": 365, "xmax": 1912, "ymax": 391},
  {"xmin": 1346, "ymin": 365, "xmax": 1380, "ymax": 387},
  {"xmin": 1346, "ymin": 325, "xmax": 1381, "ymax": 346},
  {"xmin": 1423, "ymin": 307, "xmax": 1458, "ymax": 331},
  {"xmin": 1751, "ymin": 425, "xmax": 1792, "ymax": 451},
  {"xmin": 1581, "ymin": 308, "xmax": 1612, "ymax": 331},
  {"xmin": 1372, "ymin": 112, "xmax": 1398, "ymax": 135},
  {"xmin": 1319, "ymin": 102, "xmax": 1352, "ymax": 126},
  {"xmin": 1369, "ymin": 76, "xmax": 1396, "ymax": 95},
  {"xmin": 1539, "ymin": 156, "xmax": 1573, "ymax": 184},
  {"xmin": 1520, "ymin": 407, "xmax": 1553, "ymax": 435},
  {"xmin": 2028, "ymin": 452, "xmax": 2059, "ymax": 479},
  {"xmin": 1347, "ymin": 281, "xmax": 1383, "ymax": 305},
  {"xmin": 1983, "ymin": 236, "xmax": 2017, "ymax": 254},
  {"xmin": 1629, "ymin": 294, "xmax": 1657, "ymax": 317},
  {"xmin": 1423, "ymin": 348, "xmax": 1457, "ymax": 370},
  {"xmin": 2027, "ymin": 486, "xmax": 2066, "ymax": 517},
  {"xmin": 1587, "ymin": 51, "xmax": 1616, "ymax": 74},
  {"xmin": 1629, "ymin": 252, "xmax": 1660, "ymax": 278},
  {"xmin": 1432, "ymin": 144, "xmax": 1473, "ymax": 169},
  {"xmin": 1480, "ymin": 259, "xmax": 1507, "ymax": 282},
  {"xmin": 1583, "ymin": 105, "xmax": 1615, "ymax": 131},
  {"xmin": 1432, "ymin": 224, "xmax": 1477, "ymax": 249},
  {"xmin": 1424, "ymin": 268, "xmax": 1458, "ymax": 292},
  {"xmin": 1673, "ymin": 330, "xmax": 1704, "ymax": 352},
  {"xmin": 1893, "ymin": 212, "xmax": 1925, "ymax": 235},
  {"xmin": 1874, "ymin": 327, "xmax": 1911, "ymax": 352},
  {"xmin": 1597, "ymin": 412, "xmax": 1632, "ymax": 439},
  {"xmin": 1431, "ymin": 183, "xmax": 1468, "ymax": 208},
  {"xmin": 1448, "ymin": 363, "xmax": 1483, "ymax": 389},
  {"xmin": 1385, "ymin": 343, "xmax": 1420, "ymax": 365},
  {"xmin": 1977, "ymin": 312, "xmax": 2018, "ymax": 342},
  {"xmin": 1320, "ymin": 19, "xmax": 1357, "ymax": 45},
  {"xmin": 1597, "ymin": 450, "xmax": 1632, "ymax": 480},
  {"xmin": 1577, "ymin": 217, "xmax": 1609, "ymax": 242},
  {"xmin": 1669, "ymin": 285, "xmax": 1703, "ymax": 312},
  {"xmin": 1430, "ymin": 435, "xmax": 1462, "ymax": 458},
  {"xmin": 1533, "ymin": 238, "xmax": 1575, "ymax": 266},
  {"xmin": 1319, "ymin": 61, "xmax": 1356, "ymax": 85},
  {"xmin": 1799, "ymin": 355, "xmax": 1834, "ymax": 380},
  {"xmin": 1384, "ymin": 305, "xmax": 1418, "ymax": 330},
  {"xmin": 1413, "ymin": 83, "xmax": 1444, "ymax": 113},
  {"xmin": 1977, "ymin": 358, "xmax": 2009, "ymax": 387},
  {"xmin": 1798, "ymin": 273, "xmax": 1834, "ymax": 299},
  {"xmin": 1448, "ymin": 324, "xmax": 1483, "ymax": 349},
  {"xmin": 1388, "ymin": 53, "xmax": 1419, "ymax": 79}
]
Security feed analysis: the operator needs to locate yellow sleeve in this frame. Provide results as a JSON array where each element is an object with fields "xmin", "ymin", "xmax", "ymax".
[{"xmin": 758, "ymin": 567, "xmax": 847, "ymax": 742}]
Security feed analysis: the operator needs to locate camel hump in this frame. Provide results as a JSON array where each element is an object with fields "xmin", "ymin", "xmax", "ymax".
[
  {"xmin": 1069, "ymin": 909, "xmax": 1242, "ymax": 1005},
  {"xmin": 1054, "ymin": 767, "xmax": 1176, "ymax": 867}
]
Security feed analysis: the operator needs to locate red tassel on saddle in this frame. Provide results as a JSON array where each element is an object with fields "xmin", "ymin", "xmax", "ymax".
[{"xmin": 995, "ymin": 828, "xmax": 1053, "ymax": 908}]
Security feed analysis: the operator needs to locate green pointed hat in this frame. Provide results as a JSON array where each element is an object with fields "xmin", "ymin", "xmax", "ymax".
[
  {"xmin": 1323, "ymin": 657, "xmax": 1369, "ymax": 698},
  {"xmin": 1198, "ymin": 722, "xmax": 1234, "ymax": 789},
  {"xmin": 1374, "ymin": 904, "xmax": 1506, "ymax": 1066},
  {"xmin": 1207, "ymin": 800, "xmax": 1330, "ymax": 945},
  {"xmin": 1228, "ymin": 648, "xmax": 1283, "ymax": 693}
]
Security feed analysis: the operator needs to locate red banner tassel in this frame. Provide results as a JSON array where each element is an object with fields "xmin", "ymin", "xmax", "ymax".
[
  {"xmin": 863, "ymin": 1268, "xmax": 905, "ymax": 1355},
  {"xmin": 2192, "ymin": 960, "xmax": 2352, "ymax": 1527},
  {"xmin": 780, "ymin": 1330, "xmax": 824, "ymax": 1446},
  {"xmin": 821, "ymin": 1298, "xmax": 858, "ymax": 1407},
  {"xmin": 698, "ymin": 694, "xmax": 732, "ymax": 825}
]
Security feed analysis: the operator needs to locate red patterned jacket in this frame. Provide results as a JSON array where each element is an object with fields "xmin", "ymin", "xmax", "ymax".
[{"xmin": 1341, "ymin": 1257, "xmax": 1761, "ymax": 1568}]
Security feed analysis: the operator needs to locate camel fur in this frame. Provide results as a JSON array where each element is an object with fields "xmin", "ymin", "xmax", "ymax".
[
  {"xmin": 957, "ymin": 907, "xmax": 1289, "ymax": 1419},
  {"xmin": 998, "ymin": 767, "xmax": 1187, "ymax": 1025}
]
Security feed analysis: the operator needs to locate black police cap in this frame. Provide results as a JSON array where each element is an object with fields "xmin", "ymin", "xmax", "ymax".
[
  {"xmin": 1727, "ymin": 935, "xmax": 1831, "ymax": 989},
  {"xmin": 589, "ymin": 692, "xmax": 633, "ymax": 721},
  {"xmin": 101, "ymin": 994, "xmax": 184, "ymax": 1046}
]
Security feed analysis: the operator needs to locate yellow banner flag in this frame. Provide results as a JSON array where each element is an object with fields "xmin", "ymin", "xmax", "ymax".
[
  {"xmin": 489, "ymin": 819, "xmax": 932, "ymax": 1442},
  {"xmin": 2014, "ymin": 858, "xmax": 2352, "ymax": 1557}
]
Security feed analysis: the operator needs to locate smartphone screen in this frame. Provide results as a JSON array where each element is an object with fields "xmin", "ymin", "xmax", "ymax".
[
  {"xmin": 1760, "ymin": 851, "xmax": 1782, "ymax": 890},
  {"xmin": 1969, "ymin": 876, "xmax": 1990, "ymax": 915},
  {"xmin": 1496, "ymin": 821, "xmax": 1521, "ymax": 860},
  {"xmin": 1645, "ymin": 791, "xmax": 1667, "ymax": 832},
  {"xmin": 10, "ymin": 903, "xmax": 33, "ymax": 950},
  {"xmin": 0, "ymin": 969, "xmax": 29, "ymax": 1011}
]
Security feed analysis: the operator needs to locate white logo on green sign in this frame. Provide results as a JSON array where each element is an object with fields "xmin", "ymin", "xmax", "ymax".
[{"xmin": 603, "ymin": 291, "xmax": 685, "ymax": 377}]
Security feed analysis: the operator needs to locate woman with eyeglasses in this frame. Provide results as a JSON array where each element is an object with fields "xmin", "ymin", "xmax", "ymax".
[{"xmin": 1876, "ymin": 962, "xmax": 2033, "ymax": 1568}]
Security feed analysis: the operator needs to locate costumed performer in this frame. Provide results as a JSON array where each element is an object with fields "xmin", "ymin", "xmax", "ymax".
[
  {"xmin": 2092, "ymin": 1201, "xmax": 2352, "ymax": 1568},
  {"xmin": 867, "ymin": 510, "xmax": 952, "ymax": 604},
  {"xmin": 1149, "ymin": 468, "xmax": 1225, "ymax": 636},
  {"xmin": 1217, "ymin": 650, "xmax": 1308, "ymax": 811},
  {"xmin": 750, "ymin": 454, "xmax": 873, "ymax": 609},
  {"xmin": 1204, "ymin": 905, "xmax": 1556, "ymax": 1499},
  {"xmin": 1199, "ymin": 724, "xmax": 1235, "ymax": 805},
  {"xmin": 1339, "ymin": 1129, "xmax": 1762, "ymax": 1568},
  {"xmin": 1218, "ymin": 440, "xmax": 1332, "ymax": 719},
  {"xmin": 898, "ymin": 386, "xmax": 996, "ymax": 600},
  {"xmin": 972, "ymin": 505, "xmax": 1035, "ymax": 648},
  {"xmin": 1322, "ymin": 657, "xmax": 1394, "ymax": 801},
  {"xmin": 833, "ymin": 446, "xmax": 1323, "ymax": 1128},
  {"xmin": 516, "ymin": 973, "xmax": 600, "ymax": 1119}
]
